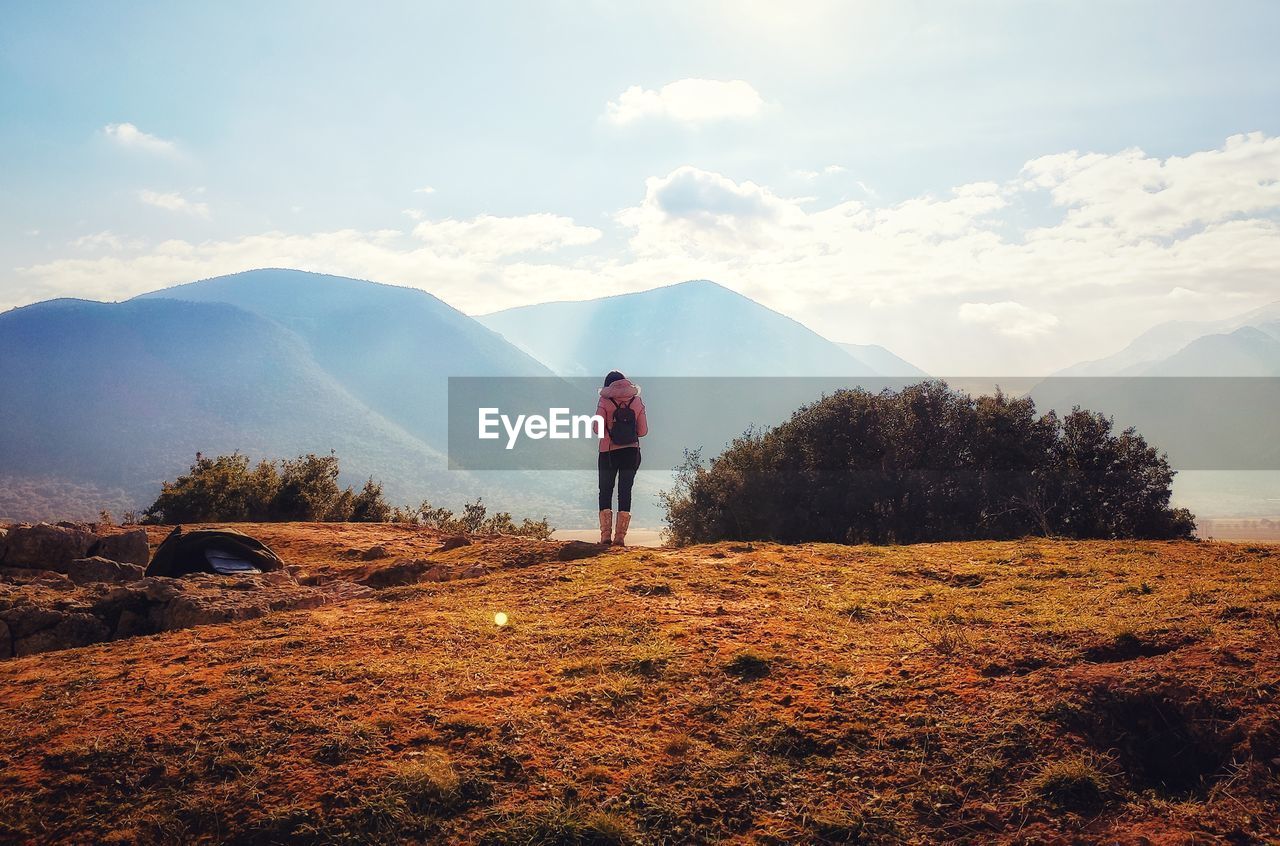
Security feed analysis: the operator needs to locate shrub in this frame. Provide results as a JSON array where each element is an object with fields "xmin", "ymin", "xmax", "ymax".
[
  {"xmin": 351, "ymin": 478, "xmax": 393, "ymax": 523},
  {"xmin": 143, "ymin": 452, "xmax": 281, "ymax": 523},
  {"xmin": 145, "ymin": 455, "xmax": 552, "ymax": 534},
  {"xmin": 661, "ymin": 381, "xmax": 1196, "ymax": 545},
  {"xmin": 1031, "ymin": 755, "xmax": 1109, "ymax": 811},
  {"xmin": 269, "ymin": 452, "xmax": 345, "ymax": 521},
  {"xmin": 391, "ymin": 497, "xmax": 553, "ymax": 539},
  {"xmin": 143, "ymin": 450, "xmax": 388, "ymax": 524}
]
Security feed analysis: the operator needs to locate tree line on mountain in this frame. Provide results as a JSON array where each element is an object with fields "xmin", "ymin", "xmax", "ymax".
[
  {"xmin": 142, "ymin": 451, "xmax": 551, "ymax": 538},
  {"xmin": 661, "ymin": 381, "xmax": 1197, "ymax": 545}
]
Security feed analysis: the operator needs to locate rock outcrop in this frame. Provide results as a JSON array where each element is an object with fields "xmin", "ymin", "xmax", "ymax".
[
  {"xmin": 0, "ymin": 523, "xmax": 97, "ymax": 569},
  {"xmin": 61, "ymin": 557, "xmax": 146, "ymax": 585},
  {"xmin": 356, "ymin": 558, "xmax": 449, "ymax": 588},
  {"xmin": 0, "ymin": 571, "xmax": 373, "ymax": 659},
  {"xmin": 557, "ymin": 540, "xmax": 608, "ymax": 561},
  {"xmin": 438, "ymin": 535, "xmax": 471, "ymax": 552},
  {"xmin": 89, "ymin": 529, "xmax": 150, "ymax": 566}
]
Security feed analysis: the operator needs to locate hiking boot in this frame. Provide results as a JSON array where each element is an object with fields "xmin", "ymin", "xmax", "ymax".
[
  {"xmin": 598, "ymin": 509, "xmax": 613, "ymax": 545},
  {"xmin": 613, "ymin": 511, "xmax": 631, "ymax": 547}
]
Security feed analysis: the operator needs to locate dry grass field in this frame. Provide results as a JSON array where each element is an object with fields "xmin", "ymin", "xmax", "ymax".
[{"xmin": 1, "ymin": 524, "xmax": 1278, "ymax": 844}]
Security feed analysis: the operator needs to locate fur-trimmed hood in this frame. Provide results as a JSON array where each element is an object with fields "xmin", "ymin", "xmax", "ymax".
[{"xmin": 599, "ymin": 378, "xmax": 641, "ymax": 401}]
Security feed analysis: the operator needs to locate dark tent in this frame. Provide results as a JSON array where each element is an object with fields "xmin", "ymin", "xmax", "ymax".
[{"xmin": 145, "ymin": 527, "xmax": 287, "ymax": 578}]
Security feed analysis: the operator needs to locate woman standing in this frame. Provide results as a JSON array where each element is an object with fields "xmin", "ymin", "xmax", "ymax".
[{"xmin": 597, "ymin": 370, "xmax": 648, "ymax": 546}]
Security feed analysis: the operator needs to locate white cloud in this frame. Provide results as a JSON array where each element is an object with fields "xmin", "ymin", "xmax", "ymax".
[
  {"xmin": 103, "ymin": 123, "xmax": 177, "ymax": 155},
  {"xmin": 137, "ymin": 189, "xmax": 210, "ymax": 218},
  {"xmin": 618, "ymin": 166, "xmax": 805, "ymax": 255},
  {"xmin": 412, "ymin": 213, "xmax": 601, "ymax": 256},
  {"xmin": 1020, "ymin": 132, "xmax": 1280, "ymax": 240},
  {"xmin": 958, "ymin": 301, "xmax": 1060, "ymax": 338},
  {"xmin": 14, "ymin": 134, "xmax": 1280, "ymax": 373},
  {"xmin": 605, "ymin": 79, "xmax": 764, "ymax": 126},
  {"xmin": 71, "ymin": 231, "xmax": 140, "ymax": 251},
  {"xmin": 9, "ymin": 213, "xmax": 603, "ymax": 311},
  {"xmin": 1166, "ymin": 286, "xmax": 1207, "ymax": 301},
  {"xmin": 402, "ymin": 208, "xmax": 425, "ymax": 221},
  {"xmin": 824, "ymin": 164, "xmax": 847, "ymax": 174},
  {"xmin": 413, "ymin": 186, "xmax": 436, "ymax": 194}
]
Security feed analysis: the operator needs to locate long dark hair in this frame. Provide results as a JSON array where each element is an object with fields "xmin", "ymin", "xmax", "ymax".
[{"xmin": 603, "ymin": 370, "xmax": 625, "ymax": 387}]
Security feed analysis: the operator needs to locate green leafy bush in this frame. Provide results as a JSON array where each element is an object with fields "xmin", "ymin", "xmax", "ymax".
[
  {"xmin": 145, "ymin": 454, "xmax": 551, "ymax": 536},
  {"xmin": 143, "ymin": 451, "xmax": 389, "ymax": 524},
  {"xmin": 661, "ymin": 381, "xmax": 1195, "ymax": 545}
]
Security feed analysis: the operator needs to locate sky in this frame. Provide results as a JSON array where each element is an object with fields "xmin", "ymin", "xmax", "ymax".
[{"xmin": 2, "ymin": 0, "xmax": 1279, "ymax": 374}]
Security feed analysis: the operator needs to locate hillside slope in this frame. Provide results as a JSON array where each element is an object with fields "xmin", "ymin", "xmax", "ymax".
[
  {"xmin": 837, "ymin": 342, "xmax": 927, "ymax": 376},
  {"xmin": 0, "ymin": 298, "xmax": 458, "ymax": 512},
  {"xmin": 138, "ymin": 269, "xmax": 555, "ymax": 447},
  {"xmin": 479, "ymin": 280, "xmax": 883, "ymax": 377},
  {"xmin": 0, "ymin": 528, "xmax": 1276, "ymax": 844}
]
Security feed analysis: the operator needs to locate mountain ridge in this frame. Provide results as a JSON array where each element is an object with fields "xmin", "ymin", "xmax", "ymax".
[
  {"xmin": 0, "ymin": 296, "xmax": 462, "ymax": 517},
  {"xmin": 479, "ymin": 279, "xmax": 891, "ymax": 377}
]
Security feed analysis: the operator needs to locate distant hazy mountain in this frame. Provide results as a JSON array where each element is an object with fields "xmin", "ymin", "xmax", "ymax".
[
  {"xmin": 0, "ymin": 298, "xmax": 462, "ymax": 517},
  {"xmin": 1144, "ymin": 325, "xmax": 1280, "ymax": 376},
  {"xmin": 1057, "ymin": 300, "xmax": 1280, "ymax": 376},
  {"xmin": 837, "ymin": 342, "xmax": 927, "ymax": 377},
  {"xmin": 479, "ymin": 280, "xmax": 885, "ymax": 377},
  {"xmin": 138, "ymin": 269, "xmax": 553, "ymax": 446}
]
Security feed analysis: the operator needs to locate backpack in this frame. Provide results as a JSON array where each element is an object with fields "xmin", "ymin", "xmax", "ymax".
[{"xmin": 607, "ymin": 398, "xmax": 638, "ymax": 445}]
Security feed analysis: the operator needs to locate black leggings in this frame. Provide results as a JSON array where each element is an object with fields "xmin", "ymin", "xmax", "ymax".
[{"xmin": 598, "ymin": 447, "xmax": 641, "ymax": 511}]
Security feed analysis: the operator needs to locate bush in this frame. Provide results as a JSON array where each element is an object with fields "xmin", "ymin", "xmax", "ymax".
[
  {"xmin": 390, "ymin": 497, "xmax": 552, "ymax": 540},
  {"xmin": 143, "ymin": 451, "xmax": 389, "ymax": 524},
  {"xmin": 661, "ymin": 381, "xmax": 1196, "ymax": 545},
  {"xmin": 144, "ymin": 454, "xmax": 550, "ymax": 534},
  {"xmin": 143, "ymin": 452, "xmax": 280, "ymax": 523},
  {"xmin": 270, "ymin": 452, "xmax": 345, "ymax": 521}
]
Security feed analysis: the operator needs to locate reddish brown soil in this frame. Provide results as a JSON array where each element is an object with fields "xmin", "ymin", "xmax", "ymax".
[{"xmin": 1, "ymin": 526, "xmax": 1277, "ymax": 844}]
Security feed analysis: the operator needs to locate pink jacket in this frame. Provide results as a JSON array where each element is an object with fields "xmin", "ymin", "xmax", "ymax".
[{"xmin": 596, "ymin": 379, "xmax": 648, "ymax": 451}]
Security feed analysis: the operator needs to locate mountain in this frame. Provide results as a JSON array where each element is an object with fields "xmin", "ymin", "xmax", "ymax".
[
  {"xmin": 0, "ymin": 298, "xmax": 462, "ymax": 519},
  {"xmin": 1143, "ymin": 325, "xmax": 1280, "ymax": 376},
  {"xmin": 138, "ymin": 269, "xmax": 554, "ymax": 447},
  {"xmin": 1057, "ymin": 300, "xmax": 1280, "ymax": 376},
  {"xmin": 478, "ymin": 280, "xmax": 884, "ymax": 377},
  {"xmin": 837, "ymin": 342, "xmax": 927, "ymax": 377}
]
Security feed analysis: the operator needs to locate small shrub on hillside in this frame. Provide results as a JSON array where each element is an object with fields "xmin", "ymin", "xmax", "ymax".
[
  {"xmin": 143, "ymin": 451, "xmax": 390, "ymax": 523},
  {"xmin": 391, "ymin": 497, "xmax": 553, "ymax": 539},
  {"xmin": 1031, "ymin": 755, "xmax": 1110, "ymax": 811},
  {"xmin": 144, "ymin": 452, "xmax": 279, "ymax": 522},
  {"xmin": 141, "ymin": 452, "xmax": 544, "ymax": 531}
]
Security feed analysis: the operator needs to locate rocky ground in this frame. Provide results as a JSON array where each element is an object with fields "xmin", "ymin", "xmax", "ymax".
[
  {"xmin": 0, "ymin": 524, "xmax": 1277, "ymax": 844},
  {"xmin": 0, "ymin": 522, "xmax": 594, "ymax": 660}
]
